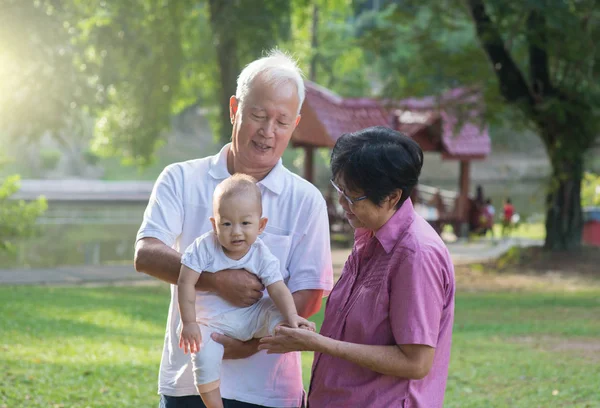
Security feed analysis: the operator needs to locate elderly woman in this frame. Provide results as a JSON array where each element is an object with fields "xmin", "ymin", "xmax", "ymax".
[{"xmin": 259, "ymin": 126, "xmax": 455, "ymax": 408}]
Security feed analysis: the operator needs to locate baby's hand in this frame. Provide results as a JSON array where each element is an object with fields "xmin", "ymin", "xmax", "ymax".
[
  {"xmin": 286, "ymin": 314, "xmax": 316, "ymax": 332},
  {"xmin": 179, "ymin": 323, "xmax": 202, "ymax": 354}
]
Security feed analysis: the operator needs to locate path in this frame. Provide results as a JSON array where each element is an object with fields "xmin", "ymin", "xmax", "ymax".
[{"xmin": 0, "ymin": 238, "xmax": 542, "ymax": 286}]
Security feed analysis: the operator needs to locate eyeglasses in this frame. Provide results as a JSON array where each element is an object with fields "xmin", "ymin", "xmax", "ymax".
[{"xmin": 330, "ymin": 179, "xmax": 368, "ymax": 205}]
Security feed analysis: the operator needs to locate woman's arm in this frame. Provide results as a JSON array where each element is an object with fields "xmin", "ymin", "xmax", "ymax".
[
  {"xmin": 258, "ymin": 327, "xmax": 435, "ymax": 380},
  {"xmin": 319, "ymin": 337, "xmax": 435, "ymax": 380}
]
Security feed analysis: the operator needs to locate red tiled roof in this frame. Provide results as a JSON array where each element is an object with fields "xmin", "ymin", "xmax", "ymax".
[
  {"xmin": 292, "ymin": 81, "xmax": 491, "ymax": 159},
  {"xmin": 292, "ymin": 81, "xmax": 390, "ymax": 148},
  {"xmin": 394, "ymin": 88, "xmax": 491, "ymax": 159}
]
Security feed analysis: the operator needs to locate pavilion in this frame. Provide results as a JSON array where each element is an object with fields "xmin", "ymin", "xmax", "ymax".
[{"xmin": 291, "ymin": 80, "xmax": 491, "ymax": 234}]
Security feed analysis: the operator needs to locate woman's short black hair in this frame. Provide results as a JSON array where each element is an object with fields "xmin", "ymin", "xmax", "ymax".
[{"xmin": 330, "ymin": 126, "xmax": 424, "ymax": 208}]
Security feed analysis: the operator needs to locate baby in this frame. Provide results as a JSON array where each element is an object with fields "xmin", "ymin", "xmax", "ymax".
[{"xmin": 177, "ymin": 173, "xmax": 315, "ymax": 408}]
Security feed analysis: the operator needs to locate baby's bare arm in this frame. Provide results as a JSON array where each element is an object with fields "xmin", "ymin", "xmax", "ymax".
[
  {"xmin": 177, "ymin": 265, "xmax": 200, "ymax": 324},
  {"xmin": 266, "ymin": 281, "xmax": 300, "ymax": 326}
]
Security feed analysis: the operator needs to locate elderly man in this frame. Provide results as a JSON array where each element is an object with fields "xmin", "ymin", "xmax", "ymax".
[{"xmin": 134, "ymin": 50, "xmax": 333, "ymax": 408}]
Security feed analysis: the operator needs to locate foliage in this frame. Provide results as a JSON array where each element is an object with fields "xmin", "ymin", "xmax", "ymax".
[
  {"xmin": 285, "ymin": 0, "xmax": 372, "ymax": 96},
  {"xmin": 0, "ymin": 0, "xmax": 299, "ymax": 164},
  {"xmin": 582, "ymin": 172, "xmax": 600, "ymax": 207},
  {"xmin": 39, "ymin": 149, "xmax": 62, "ymax": 171},
  {"xmin": 0, "ymin": 174, "xmax": 47, "ymax": 252},
  {"xmin": 360, "ymin": 0, "xmax": 600, "ymax": 250},
  {"xmin": 0, "ymin": 0, "xmax": 92, "ymax": 146}
]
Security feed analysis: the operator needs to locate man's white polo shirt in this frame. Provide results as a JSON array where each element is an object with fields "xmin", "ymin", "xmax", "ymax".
[{"xmin": 136, "ymin": 144, "xmax": 334, "ymax": 407}]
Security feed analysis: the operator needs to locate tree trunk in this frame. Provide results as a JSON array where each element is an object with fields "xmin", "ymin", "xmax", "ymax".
[
  {"xmin": 208, "ymin": 0, "xmax": 239, "ymax": 144},
  {"xmin": 544, "ymin": 149, "xmax": 584, "ymax": 251}
]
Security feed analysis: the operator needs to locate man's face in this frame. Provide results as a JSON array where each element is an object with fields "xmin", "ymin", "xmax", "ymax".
[{"xmin": 230, "ymin": 76, "xmax": 301, "ymax": 171}]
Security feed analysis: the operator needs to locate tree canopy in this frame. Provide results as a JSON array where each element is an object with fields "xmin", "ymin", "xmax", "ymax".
[{"xmin": 1, "ymin": 0, "xmax": 598, "ymax": 250}]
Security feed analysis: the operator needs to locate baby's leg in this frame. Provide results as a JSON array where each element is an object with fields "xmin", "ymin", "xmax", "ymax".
[
  {"xmin": 199, "ymin": 388, "xmax": 223, "ymax": 408},
  {"xmin": 191, "ymin": 325, "xmax": 225, "ymax": 408},
  {"xmin": 251, "ymin": 297, "xmax": 286, "ymax": 338}
]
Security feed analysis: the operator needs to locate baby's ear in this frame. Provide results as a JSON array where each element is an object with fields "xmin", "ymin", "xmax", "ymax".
[
  {"xmin": 259, "ymin": 217, "xmax": 268, "ymax": 234},
  {"xmin": 210, "ymin": 217, "xmax": 217, "ymax": 233}
]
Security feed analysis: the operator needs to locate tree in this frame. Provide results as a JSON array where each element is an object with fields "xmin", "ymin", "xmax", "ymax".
[
  {"xmin": 207, "ymin": 0, "xmax": 293, "ymax": 142},
  {"xmin": 360, "ymin": 0, "xmax": 600, "ymax": 250},
  {"xmin": 0, "ymin": 0, "xmax": 297, "ymax": 164}
]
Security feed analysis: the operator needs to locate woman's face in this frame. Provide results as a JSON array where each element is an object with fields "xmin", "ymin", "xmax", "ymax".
[{"xmin": 334, "ymin": 177, "xmax": 401, "ymax": 232}]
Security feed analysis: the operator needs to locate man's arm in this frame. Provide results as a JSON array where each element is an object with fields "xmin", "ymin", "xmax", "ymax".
[
  {"xmin": 292, "ymin": 289, "xmax": 324, "ymax": 318},
  {"xmin": 134, "ymin": 237, "xmax": 217, "ymax": 289},
  {"xmin": 134, "ymin": 237, "xmax": 263, "ymax": 306}
]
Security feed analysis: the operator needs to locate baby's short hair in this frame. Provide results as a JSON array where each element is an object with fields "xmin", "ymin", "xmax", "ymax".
[{"xmin": 213, "ymin": 173, "xmax": 262, "ymax": 212}]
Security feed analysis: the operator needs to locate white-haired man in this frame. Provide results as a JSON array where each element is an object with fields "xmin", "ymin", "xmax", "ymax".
[{"xmin": 134, "ymin": 50, "xmax": 333, "ymax": 408}]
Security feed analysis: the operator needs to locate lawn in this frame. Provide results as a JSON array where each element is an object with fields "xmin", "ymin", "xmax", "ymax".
[{"xmin": 1, "ymin": 274, "xmax": 599, "ymax": 407}]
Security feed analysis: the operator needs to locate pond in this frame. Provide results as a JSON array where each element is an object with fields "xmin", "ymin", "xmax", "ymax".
[
  {"xmin": 0, "ymin": 179, "xmax": 549, "ymax": 269},
  {"xmin": 0, "ymin": 202, "xmax": 144, "ymax": 269}
]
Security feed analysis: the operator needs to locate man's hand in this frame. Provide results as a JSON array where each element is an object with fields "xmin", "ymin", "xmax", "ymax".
[
  {"xmin": 211, "ymin": 333, "xmax": 260, "ymax": 359},
  {"xmin": 213, "ymin": 269, "xmax": 264, "ymax": 307},
  {"xmin": 179, "ymin": 323, "xmax": 202, "ymax": 354}
]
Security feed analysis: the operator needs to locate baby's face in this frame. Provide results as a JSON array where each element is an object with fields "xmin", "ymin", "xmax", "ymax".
[{"xmin": 211, "ymin": 195, "xmax": 266, "ymax": 259}]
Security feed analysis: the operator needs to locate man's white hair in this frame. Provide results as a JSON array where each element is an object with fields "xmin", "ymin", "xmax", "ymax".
[{"xmin": 236, "ymin": 49, "xmax": 305, "ymax": 115}]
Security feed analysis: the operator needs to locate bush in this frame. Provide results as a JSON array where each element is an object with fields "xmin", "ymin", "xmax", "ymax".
[{"xmin": 0, "ymin": 174, "xmax": 47, "ymax": 252}]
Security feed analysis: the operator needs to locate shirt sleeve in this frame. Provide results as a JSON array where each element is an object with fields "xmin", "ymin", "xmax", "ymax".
[
  {"xmin": 180, "ymin": 235, "xmax": 212, "ymax": 274},
  {"xmin": 257, "ymin": 246, "xmax": 284, "ymax": 287},
  {"xmin": 136, "ymin": 164, "xmax": 183, "ymax": 248},
  {"xmin": 389, "ymin": 249, "xmax": 445, "ymax": 348},
  {"xmin": 286, "ymin": 195, "xmax": 334, "ymax": 295}
]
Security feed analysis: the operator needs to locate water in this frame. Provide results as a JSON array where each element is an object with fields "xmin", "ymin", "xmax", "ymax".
[
  {"xmin": 0, "ymin": 202, "xmax": 145, "ymax": 269},
  {"xmin": 1, "ymin": 179, "xmax": 549, "ymax": 269}
]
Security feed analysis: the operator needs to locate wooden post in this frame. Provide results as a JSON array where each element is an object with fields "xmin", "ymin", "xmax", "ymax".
[
  {"xmin": 457, "ymin": 160, "xmax": 471, "ymax": 237},
  {"xmin": 459, "ymin": 160, "xmax": 470, "ymax": 201},
  {"xmin": 304, "ymin": 146, "xmax": 314, "ymax": 183}
]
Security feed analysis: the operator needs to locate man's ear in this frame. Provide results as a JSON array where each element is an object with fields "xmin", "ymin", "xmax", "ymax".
[
  {"xmin": 258, "ymin": 217, "xmax": 268, "ymax": 234},
  {"xmin": 229, "ymin": 96, "xmax": 239, "ymax": 123},
  {"xmin": 210, "ymin": 217, "xmax": 217, "ymax": 233}
]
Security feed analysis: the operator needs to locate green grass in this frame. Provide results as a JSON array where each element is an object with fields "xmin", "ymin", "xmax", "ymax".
[
  {"xmin": 444, "ymin": 222, "xmax": 546, "ymax": 241},
  {"xmin": 2, "ymin": 285, "xmax": 600, "ymax": 407},
  {"xmin": 492, "ymin": 222, "xmax": 546, "ymax": 240}
]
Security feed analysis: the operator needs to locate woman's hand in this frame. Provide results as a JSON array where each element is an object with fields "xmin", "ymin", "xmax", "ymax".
[{"xmin": 258, "ymin": 326, "xmax": 325, "ymax": 354}]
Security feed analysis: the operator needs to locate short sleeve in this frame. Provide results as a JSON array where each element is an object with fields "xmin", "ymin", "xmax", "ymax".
[
  {"xmin": 136, "ymin": 164, "xmax": 184, "ymax": 247},
  {"xmin": 389, "ymin": 249, "xmax": 445, "ymax": 348},
  {"xmin": 180, "ymin": 234, "xmax": 213, "ymax": 274},
  {"xmin": 286, "ymin": 197, "xmax": 334, "ymax": 294},
  {"xmin": 256, "ymin": 247, "xmax": 284, "ymax": 287}
]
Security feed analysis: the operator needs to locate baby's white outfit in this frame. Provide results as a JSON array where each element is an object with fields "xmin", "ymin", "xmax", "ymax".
[{"xmin": 180, "ymin": 231, "xmax": 284, "ymax": 391}]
